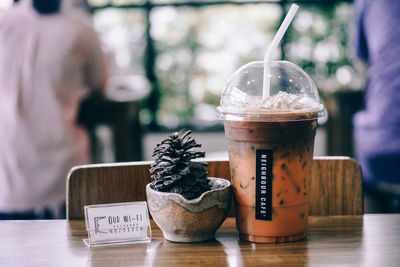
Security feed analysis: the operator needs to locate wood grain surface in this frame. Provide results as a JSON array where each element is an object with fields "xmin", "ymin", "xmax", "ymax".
[
  {"xmin": 0, "ymin": 215, "xmax": 399, "ymax": 266},
  {"xmin": 309, "ymin": 157, "xmax": 363, "ymax": 216},
  {"xmin": 67, "ymin": 157, "xmax": 362, "ymax": 220}
]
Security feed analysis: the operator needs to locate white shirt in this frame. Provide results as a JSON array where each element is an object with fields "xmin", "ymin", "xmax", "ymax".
[{"xmin": 0, "ymin": 0, "xmax": 107, "ymax": 213}]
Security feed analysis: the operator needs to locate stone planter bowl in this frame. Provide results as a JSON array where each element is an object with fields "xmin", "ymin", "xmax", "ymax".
[{"xmin": 146, "ymin": 177, "xmax": 231, "ymax": 242}]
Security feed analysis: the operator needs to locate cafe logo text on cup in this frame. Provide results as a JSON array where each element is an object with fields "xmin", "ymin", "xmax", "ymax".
[{"xmin": 255, "ymin": 149, "xmax": 273, "ymax": 221}]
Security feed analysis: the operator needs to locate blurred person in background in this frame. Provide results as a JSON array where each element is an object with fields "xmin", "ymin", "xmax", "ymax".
[
  {"xmin": 0, "ymin": 0, "xmax": 108, "ymax": 219},
  {"xmin": 353, "ymin": 0, "xmax": 400, "ymax": 212}
]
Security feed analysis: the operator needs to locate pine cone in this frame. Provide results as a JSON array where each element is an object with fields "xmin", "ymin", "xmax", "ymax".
[{"xmin": 150, "ymin": 129, "xmax": 211, "ymax": 199}]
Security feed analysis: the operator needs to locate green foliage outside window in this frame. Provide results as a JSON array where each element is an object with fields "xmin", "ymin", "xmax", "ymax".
[{"xmin": 90, "ymin": 0, "xmax": 359, "ymax": 130}]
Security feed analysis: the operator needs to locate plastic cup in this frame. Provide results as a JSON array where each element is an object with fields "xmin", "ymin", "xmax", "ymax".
[{"xmin": 217, "ymin": 61, "xmax": 325, "ymax": 243}]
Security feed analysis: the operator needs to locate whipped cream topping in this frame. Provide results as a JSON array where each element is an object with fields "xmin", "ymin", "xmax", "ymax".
[
  {"xmin": 256, "ymin": 91, "xmax": 319, "ymax": 112},
  {"xmin": 222, "ymin": 90, "xmax": 321, "ymax": 114}
]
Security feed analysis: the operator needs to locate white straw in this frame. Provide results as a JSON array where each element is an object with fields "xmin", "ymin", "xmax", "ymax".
[{"xmin": 263, "ymin": 4, "xmax": 299, "ymax": 99}]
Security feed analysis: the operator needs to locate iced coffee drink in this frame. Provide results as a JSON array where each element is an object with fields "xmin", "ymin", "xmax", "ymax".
[{"xmin": 217, "ymin": 61, "xmax": 325, "ymax": 243}]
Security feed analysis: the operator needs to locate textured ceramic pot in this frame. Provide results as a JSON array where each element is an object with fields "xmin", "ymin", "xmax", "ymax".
[{"xmin": 146, "ymin": 177, "xmax": 231, "ymax": 242}]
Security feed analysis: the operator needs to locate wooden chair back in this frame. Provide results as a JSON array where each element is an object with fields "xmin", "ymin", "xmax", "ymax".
[{"xmin": 66, "ymin": 156, "xmax": 363, "ymax": 220}]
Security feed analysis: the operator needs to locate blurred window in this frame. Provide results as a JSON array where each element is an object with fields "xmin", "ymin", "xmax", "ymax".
[
  {"xmin": 0, "ymin": 0, "xmax": 13, "ymax": 10},
  {"xmin": 91, "ymin": 0, "xmax": 355, "ymax": 130}
]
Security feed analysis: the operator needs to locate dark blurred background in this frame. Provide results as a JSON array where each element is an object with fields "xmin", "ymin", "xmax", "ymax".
[{"xmin": 0, "ymin": 0, "xmax": 364, "ymax": 162}]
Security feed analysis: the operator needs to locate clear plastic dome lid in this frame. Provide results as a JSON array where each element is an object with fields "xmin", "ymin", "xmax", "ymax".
[{"xmin": 217, "ymin": 61, "xmax": 326, "ymax": 121}]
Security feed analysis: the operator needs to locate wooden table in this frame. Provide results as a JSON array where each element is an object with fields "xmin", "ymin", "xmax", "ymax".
[{"xmin": 1, "ymin": 215, "xmax": 399, "ymax": 266}]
